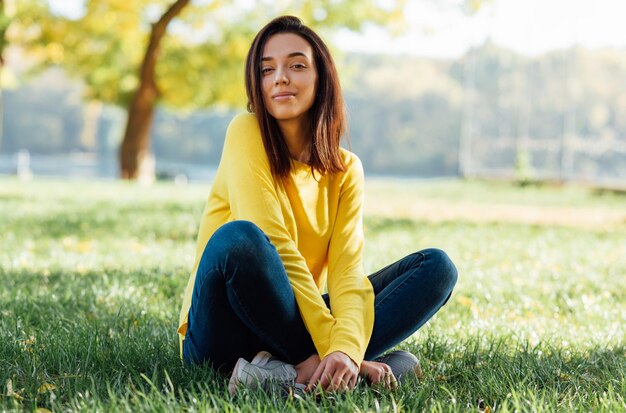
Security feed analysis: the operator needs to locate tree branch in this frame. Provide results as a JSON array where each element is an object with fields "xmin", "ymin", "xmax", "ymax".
[{"xmin": 140, "ymin": 0, "xmax": 190, "ymax": 91}]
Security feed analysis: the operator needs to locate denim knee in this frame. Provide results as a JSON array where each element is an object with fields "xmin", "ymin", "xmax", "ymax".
[
  {"xmin": 422, "ymin": 248, "xmax": 458, "ymax": 299},
  {"xmin": 213, "ymin": 220, "xmax": 266, "ymax": 243},
  {"xmin": 209, "ymin": 220, "xmax": 268, "ymax": 256},
  {"xmin": 202, "ymin": 220, "xmax": 283, "ymax": 285}
]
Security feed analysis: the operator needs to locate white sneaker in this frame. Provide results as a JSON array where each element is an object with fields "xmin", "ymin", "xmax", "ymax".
[{"xmin": 228, "ymin": 351, "xmax": 297, "ymax": 396}]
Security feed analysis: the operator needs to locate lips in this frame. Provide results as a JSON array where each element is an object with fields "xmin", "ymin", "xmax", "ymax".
[{"xmin": 272, "ymin": 92, "xmax": 295, "ymax": 100}]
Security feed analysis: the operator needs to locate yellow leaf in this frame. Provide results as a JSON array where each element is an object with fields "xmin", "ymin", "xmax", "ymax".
[
  {"xmin": 6, "ymin": 379, "xmax": 25, "ymax": 400},
  {"xmin": 130, "ymin": 241, "xmax": 146, "ymax": 252},
  {"xmin": 456, "ymin": 295, "xmax": 474, "ymax": 308},
  {"xmin": 45, "ymin": 42, "xmax": 65, "ymax": 63},
  {"xmin": 477, "ymin": 399, "xmax": 492, "ymax": 413},
  {"xmin": 76, "ymin": 241, "xmax": 93, "ymax": 253},
  {"xmin": 38, "ymin": 383, "xmax": 57, "ymax": 394}
]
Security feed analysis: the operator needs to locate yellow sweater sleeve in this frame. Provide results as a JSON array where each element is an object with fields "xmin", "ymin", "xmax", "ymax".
[
  {"xmin": 221, "ymin": 114, "xmax": 337, "ymax": 357},
  {"xmin": 326, "ymin": 156, "xmax": 374, "ymax": 365}
]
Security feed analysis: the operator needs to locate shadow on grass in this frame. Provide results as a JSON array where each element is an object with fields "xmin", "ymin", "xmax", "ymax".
[
  {"xmin": 2, "ymin": 310, "xmax": 624, "ymax": 412},
  {"xmin": 1, "ymin": 201, "xmax": 199, "ymax": 241}
]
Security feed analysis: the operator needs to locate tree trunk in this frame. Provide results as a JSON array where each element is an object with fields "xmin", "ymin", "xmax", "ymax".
[{"xmin": 119, "ymin": 0, "xmax": 189, "ymax": 180}]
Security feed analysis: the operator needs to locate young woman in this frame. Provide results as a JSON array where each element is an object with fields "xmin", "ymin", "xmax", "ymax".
[{"xmin": 177, "ymin": 15, "xmax": 458, "ymax": 395}]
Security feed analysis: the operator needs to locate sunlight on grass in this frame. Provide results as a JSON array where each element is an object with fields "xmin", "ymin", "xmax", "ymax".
[{"xmin": 1, "ymin": 177, "xmax": 624, "ymax": 412}]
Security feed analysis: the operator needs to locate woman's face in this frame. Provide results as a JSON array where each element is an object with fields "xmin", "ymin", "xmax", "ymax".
[{"xmin": 261, "ymin": 33, "xmax": 318, "ymax": 124}]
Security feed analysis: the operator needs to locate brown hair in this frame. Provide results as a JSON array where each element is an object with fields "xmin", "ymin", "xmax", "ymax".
[{"xmin": 245, "ymin": 15, "xmax": 347, "ymax": 178}]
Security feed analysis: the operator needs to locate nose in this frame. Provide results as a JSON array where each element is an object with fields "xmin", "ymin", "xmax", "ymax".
[{"xmin": 274, "ymin": 67, "xmax": 289, "ymax": 85}]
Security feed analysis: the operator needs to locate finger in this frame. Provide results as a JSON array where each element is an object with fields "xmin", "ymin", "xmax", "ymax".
[
  {"xmin": 319, "ymin": 364, "xmax": 335, "ymax": 391},
  {"xmin": 328, "ymin": 360, "xmax": 348, "ymax": 392},
  {"xmin": 306, "ymin": 359, "xmax": 327, "ymax": 392},
  {"xmin": 385, "ymin": 371, "xmax": 398, "ymax": 390},
  {"xmin": 330, "ymin": 370, "xmax": 348, "ymax": 392},
  {"xmin": 379, "ymin": 365, "xmax": 392, "ymax": 388},
  {"xmin": 348, "ymin": 373, "xmax": 358, "ymax": 389},
  {"xmin": 390, "ymin": 372, "xmax": 398, "ymax": 390},
  {"xmin": 383, "ymin": 364, "xmax": 397, "ymax": 390},
  {"xmin": 310, "ymin": 360, "xmax": 333, "ymax": 392},
  {"xmin": 349, "ymin": 370, "xmax": 360, "ymax": 390},
  {"xmin": 340, "ymin": 362, "xmax": 358, "ymax": 391}
]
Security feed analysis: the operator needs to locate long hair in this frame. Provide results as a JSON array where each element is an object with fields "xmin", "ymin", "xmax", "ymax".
[{"xmin": 245, "ymin": 15, "xmax": 347, "ymax": 178}]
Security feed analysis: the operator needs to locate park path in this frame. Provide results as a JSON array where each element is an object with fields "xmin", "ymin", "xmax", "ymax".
[{"xmin": 364, "ymin": 197, "xmax": 626, "ymax": 230}]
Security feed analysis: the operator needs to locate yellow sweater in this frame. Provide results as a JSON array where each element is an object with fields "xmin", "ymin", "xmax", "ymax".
[{"xmin": 178, "ymin": 113, "xmax": 374, "ymax": 365}]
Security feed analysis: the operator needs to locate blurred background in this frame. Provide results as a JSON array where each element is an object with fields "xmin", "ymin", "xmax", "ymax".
[{"xmin": 1, "ymin": 0, "xmax": 625, "ymax": 188}]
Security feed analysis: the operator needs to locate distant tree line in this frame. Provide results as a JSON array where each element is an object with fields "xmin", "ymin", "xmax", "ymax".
[{"xmin": 3, "ymin": 42, "xmax": 626, "ymax": 182}]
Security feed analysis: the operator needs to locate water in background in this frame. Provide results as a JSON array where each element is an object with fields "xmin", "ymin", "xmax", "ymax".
[{"xmin": 0, "ymin": 152, "xmax": 217, "ymax": 182}]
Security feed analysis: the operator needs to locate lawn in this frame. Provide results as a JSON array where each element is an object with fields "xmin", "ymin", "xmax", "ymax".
[{"xmin": 1, "ymin": 177, "xmax": 624, "ymax": 412}]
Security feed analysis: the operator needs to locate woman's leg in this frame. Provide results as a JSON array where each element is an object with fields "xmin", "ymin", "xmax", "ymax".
[
  {"xmin": 183, "ymin": 221, "xmax": 316, "ymax": 372},
  {"xmin": 363, "ymin": 248, "xmax": 458, "ymax": 360}
]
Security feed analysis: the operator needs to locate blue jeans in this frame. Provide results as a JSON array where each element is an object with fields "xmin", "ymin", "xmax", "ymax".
[{"xmin": 183, "ymin": 221, "xmax": 457, "ymax": 372}]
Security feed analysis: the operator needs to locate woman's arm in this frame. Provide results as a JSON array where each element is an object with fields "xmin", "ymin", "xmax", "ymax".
[
  {"xmin": 325, "ymin": 155, "xmax": 375, "ymax": 366},
  {"xmin": 306, "ymin": 155, "xmax": 374, "ymax": 392},
  {"xmin": 221, "ymin": 114, "xmax": 337, "ymax": 357}
]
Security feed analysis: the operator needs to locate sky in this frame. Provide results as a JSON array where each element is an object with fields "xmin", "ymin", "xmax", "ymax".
[{"xmin": 49, "ymin": 0, "xmax": 626, "ymax": 59}]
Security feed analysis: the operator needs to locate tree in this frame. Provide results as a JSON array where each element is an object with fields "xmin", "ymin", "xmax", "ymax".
[
  {"xmin": 0, "ymin": 0, "xmax": 13, "ymax": 151},
  {"xmin": 15, "ymin": 0, "xmax": 406, "ymax": 179},
  {"xmin": 119, "ymin": 0, "xmax": 190, "ymax": 179}
]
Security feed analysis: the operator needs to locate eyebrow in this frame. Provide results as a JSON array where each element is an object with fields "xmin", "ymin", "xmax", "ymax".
[{"xmin": 261, "ymin": 52, "xmax": 309, "ymax": 61}]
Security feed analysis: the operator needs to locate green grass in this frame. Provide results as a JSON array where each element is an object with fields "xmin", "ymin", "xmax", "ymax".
[{"xmin": 1, "ymin": 177, "xmax": 624, "ymax": 412}]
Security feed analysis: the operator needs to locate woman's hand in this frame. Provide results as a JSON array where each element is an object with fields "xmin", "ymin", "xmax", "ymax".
[
  {"xmin": 295, "ymin": 354, "xmax": 320, "ymax": 385},
  {"xmin": 359, "ymin": 360, "xmax": 397, "ymax": 389},
  {"xmin": 306, "ymin": 351, "xmax": 359, "ymax": 392}
]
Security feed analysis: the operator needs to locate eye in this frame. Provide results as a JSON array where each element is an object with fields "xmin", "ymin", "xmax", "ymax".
[
  {"xmin": 292, "ymin": 63, "xmax": 306, "ymax": 69},
  {"xmin": 261, "ymin": 67, "xmax": 274, "ymax": 75}
]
